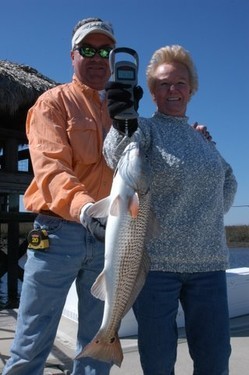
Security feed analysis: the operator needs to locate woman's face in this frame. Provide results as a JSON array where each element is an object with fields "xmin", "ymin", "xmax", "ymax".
[{"xmin": 151, "ymin": 62, "xmax": 192, "ymax": 117}]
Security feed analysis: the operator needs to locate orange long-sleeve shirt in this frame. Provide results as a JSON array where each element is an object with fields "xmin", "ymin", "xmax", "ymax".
[{"xmin": 24, "ymin": 75, "xmax": 113, "ymax": 222}]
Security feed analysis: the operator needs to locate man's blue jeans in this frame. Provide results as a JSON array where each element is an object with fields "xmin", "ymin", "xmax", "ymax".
[
  {"xmin": 133, "ymin": 270, "xmax": 231, "ymax": 375},
  {"xmin": 2, "ymin": 214, "xmax": 111, "ymax": 375}
]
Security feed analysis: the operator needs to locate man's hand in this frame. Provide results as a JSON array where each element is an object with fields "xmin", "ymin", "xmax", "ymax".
[
  {"xmin": 105, "ymin": 82, "xmax": 143, "ymax": 136},
  {"xmin": 80, "ymin": 204, "xmax": 106, "ymax": 242},
  {"xmin": 192, "ymin": 122, "xmax": 216, "ymax": 144}
]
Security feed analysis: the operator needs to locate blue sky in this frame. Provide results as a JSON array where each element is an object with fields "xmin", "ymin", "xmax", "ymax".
[{"xmin": 1, "ymin": 0, "xmax": 248, "ymax": 225}]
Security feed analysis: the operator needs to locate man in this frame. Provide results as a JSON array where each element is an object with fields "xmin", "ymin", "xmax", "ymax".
[
  {"xmin": 3, "ymin": 18, "xmax": 212, "ymax": 375},
  {"xmin": 3, "ymin": 17, "xmax": 117, "ymax": 375}
]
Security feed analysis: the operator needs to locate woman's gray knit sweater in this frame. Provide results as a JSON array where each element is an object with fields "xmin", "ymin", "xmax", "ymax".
[{"xmin": 103, "ymin": 112, "xmax": 237, "ymax": 273}]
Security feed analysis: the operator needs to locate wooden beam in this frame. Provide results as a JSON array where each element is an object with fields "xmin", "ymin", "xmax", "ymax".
[
  {"xmin": 0, "ymin": 172, "xmax": 33, "ymax": 194},
  {"xmin": 0, "ymin": 212, "xmax": 36, "ymax": 223}
]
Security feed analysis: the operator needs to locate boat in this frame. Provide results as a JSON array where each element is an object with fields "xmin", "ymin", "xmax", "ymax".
[{"xmin": 63, "ymin": 267, "xmax": 249, "ymax": 337}]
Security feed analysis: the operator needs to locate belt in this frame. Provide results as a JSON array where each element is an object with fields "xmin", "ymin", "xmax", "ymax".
[{"xmin": 40, "ymin": 210, "xmax": 62, "ymax": 219}]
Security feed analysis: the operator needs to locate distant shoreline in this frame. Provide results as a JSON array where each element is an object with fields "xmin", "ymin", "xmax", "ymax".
[{"xmin": 228, "ymin": 243, "xmax": 249, "ymax": 248}]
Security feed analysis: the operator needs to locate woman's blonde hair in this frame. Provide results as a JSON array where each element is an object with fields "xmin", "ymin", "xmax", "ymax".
[{"xmin": 146, "ymin": 45, "xmax": 198, "ymax": 96}]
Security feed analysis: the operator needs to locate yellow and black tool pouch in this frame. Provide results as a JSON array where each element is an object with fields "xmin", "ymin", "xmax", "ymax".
[{"xmin": 27, "ymin": 229, "xmax": 49, "ymax": 251}]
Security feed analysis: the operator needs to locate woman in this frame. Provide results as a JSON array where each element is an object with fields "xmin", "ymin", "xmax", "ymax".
[{"xmin": 104, "ymin": 45, "xmax": 237, "ymax": 374}]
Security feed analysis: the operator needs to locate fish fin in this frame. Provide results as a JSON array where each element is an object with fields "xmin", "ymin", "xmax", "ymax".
[
  {"xmin": 75, "ymin": 331, "xmax": 123, "ymax": 367},
  {"xmin": 128, "ymin": 193, "xmax": 139, "ymax": 218},
  {"xmin": 91, "ymin": 272, "xmax": 107, "ymax": 301},
  {"xmin": 88, "ymin": 197, "xmax": 111, "ymax": 218},
  {"xmin": 110, "ymin": 195, "xmax": 123, "ymax": 216},
  {"xmin": 146, "ymin": 210, "xmax": 161, "ymax": 238},
  {"xmin": 110, "ymin": 192, "xmax": 140, "ymax": 218}
]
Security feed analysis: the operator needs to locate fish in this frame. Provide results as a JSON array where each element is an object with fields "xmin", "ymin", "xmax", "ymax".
[{"xmin": 75, "ymin": 140, "xmax": 152, "ymax": 367}]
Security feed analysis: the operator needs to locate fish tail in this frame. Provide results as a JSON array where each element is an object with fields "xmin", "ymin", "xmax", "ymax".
[{"xmin": 75, "ymin": 332, "xmax": 123, "ymax": 367}]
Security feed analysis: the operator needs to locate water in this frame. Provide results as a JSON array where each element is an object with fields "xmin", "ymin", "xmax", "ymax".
[
  {"xmin": 1, "ymin": 248, "xmax": 249, "ymax": 308},
  {"xmin": 228, "ymin": 247, "xmax": 249, "ymax": 268}
]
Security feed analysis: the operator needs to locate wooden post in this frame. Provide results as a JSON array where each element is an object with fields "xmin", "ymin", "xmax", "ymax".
[
  {"xmin": 4, "ymin": 137, "xmax": 20, "ymax": 306},
  {"xmin": 7, "ymin": 194, "xmax": 20, "ymax": 306}
]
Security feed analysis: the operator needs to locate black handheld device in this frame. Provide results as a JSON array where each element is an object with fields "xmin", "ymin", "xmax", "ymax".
[{"xmin": 109, "ymin": 47, "xmax": 139, "ymax": 120}]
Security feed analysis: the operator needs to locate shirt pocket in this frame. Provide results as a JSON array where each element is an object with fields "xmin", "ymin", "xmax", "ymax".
[{"xmin": 67, "ymin": 117, "xmax": 99, "ymax": 165}]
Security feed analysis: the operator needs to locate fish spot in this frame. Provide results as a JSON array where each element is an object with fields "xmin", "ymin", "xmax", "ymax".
[{"xmin": 110, "ymin": 337, "xmax": 115, "ymax": 343}]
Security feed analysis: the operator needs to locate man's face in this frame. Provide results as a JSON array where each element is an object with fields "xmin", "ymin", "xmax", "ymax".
[{"xmin": 71, "ymin": 33, "xmax": 115, "ymax": 90}]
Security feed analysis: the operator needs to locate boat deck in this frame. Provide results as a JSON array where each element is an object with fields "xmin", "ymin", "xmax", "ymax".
[{"xmin": 0, "ymin": 309, "xmax": 248, "ymax": 374}]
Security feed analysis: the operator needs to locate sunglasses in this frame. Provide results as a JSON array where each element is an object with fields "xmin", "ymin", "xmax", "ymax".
[{"xmin": 75, "ymin": 46, "xmax": 113, "ymax": 59}]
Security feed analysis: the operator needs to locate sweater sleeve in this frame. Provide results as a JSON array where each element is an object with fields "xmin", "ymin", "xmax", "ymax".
[
  {"xmin": 103, "ymin": 118, "xmax": 152, "ymax": 170},
  {"xmin": 103, "ymin": 126, "xmax": 130, "ymax": 170},
  {"xmin": 221, "ymin": 157, "xmax": 237, "ymax": 213}
]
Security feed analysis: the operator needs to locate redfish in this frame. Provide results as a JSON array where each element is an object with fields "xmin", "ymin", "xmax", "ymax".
[{"xmin": 76, "ymin": 141, "xmax": 152, "ymax": 367}]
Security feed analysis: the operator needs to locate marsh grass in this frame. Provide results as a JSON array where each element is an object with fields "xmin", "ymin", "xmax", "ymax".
[
  {"xmin": 226, "ymin": 225, "xmax": 249, "ymax": 247},
  {"xmin": 1, "ymin": 224, "xmax": 249, "ymax": 249}
]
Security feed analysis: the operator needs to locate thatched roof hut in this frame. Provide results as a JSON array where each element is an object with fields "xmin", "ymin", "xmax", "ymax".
[
  {"xmin": 0, "ymin": 60, "xmax": 59, "ymax": 132},
  {"xmin": 0, "ymin": 61, "xmax": 59, "ymax": 301}
]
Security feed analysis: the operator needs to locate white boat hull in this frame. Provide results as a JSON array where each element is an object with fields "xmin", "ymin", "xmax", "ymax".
[{"xmin": 63, "ymin": 267, "xmax": 249, "ymax": 336}]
